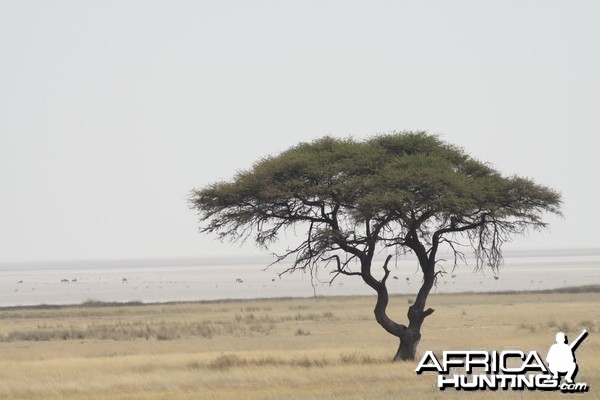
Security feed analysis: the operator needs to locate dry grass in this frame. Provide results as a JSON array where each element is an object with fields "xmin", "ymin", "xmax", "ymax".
[{"xmin": 0, "ymin": 291, "xmax": 599, "ymax": 399}]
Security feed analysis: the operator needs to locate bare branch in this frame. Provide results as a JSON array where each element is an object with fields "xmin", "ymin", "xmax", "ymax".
[
  {"xmin": 323, "ymin": 254, "xmax": 362, "ymax": 285},
  {"xmin": 380, "ymin": 255, "xmax": 393, "ymax": 285}
]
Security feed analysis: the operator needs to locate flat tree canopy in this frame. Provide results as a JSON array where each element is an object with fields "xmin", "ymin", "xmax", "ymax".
[{"xmin": 190, "ymin": 132, "xmax": 562, "ymax": 360}]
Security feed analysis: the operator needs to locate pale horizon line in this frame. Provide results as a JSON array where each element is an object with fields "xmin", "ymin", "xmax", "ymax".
[{"xmin": 2, "ymin": 247, "xmax": 600, "ymax": 269}]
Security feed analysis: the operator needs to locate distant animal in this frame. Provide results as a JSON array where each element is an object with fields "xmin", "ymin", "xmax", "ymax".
[
  {"xmin": 493, "ymin": 276, "xmax": 499, "ymax": 280},
  {"xmin": 61, "ymin": 279, "xmax": 70, "ymax": 283},
  {"xmin": 122, "ymin": 278, "xmax": 128, "ymax": 283},
  {"xmin": 235, "ymin": 278, "xmax": 243, "ymax": 283},
  {"xmin": 17, "ymin": 280, "xmax": 23, "ymax": 284},
  {"xmin": 71, "ymin": 279, "xmax": 78, "ymax": 283}
]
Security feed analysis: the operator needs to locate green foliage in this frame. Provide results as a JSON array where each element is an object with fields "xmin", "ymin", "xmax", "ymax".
[{"xmin": 190, "ymin": 132, "xmax": 561, "ymax": 271}]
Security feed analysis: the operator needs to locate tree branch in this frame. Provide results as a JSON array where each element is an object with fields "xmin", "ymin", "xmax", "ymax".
[
  {"xmin": 323, "ymin": 254, "xmax": 362, "ymax": 284},
  {"xmin": 380, "ymin": 254, "xmax": 393, "ymax": 285}
]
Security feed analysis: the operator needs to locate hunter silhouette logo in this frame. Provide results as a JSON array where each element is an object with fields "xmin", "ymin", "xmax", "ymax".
[
  {"xmin": 546, "ymin": 330, "xmax": 588, "ymax": 384},
  {"xmin": 416, "ymin": 330, "xmax": 589, "ymax": 393}
]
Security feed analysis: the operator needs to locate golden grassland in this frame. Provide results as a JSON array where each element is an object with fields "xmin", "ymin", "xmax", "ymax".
[{"xmin": 0, "ymin": 290, "xmax": 598, "ymax": 400}]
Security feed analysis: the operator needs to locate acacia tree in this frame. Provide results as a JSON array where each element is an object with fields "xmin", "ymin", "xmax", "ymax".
[{"xmin": 189, "ymin": 132, "xmax": 561, "ymax": 361}]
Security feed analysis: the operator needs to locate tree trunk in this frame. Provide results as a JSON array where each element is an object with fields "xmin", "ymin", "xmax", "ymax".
[
  {"xmin": 362, "ymin": 251, "xmax": 434, "ymax": 362},
  {"xmin": 395, "ymin": 243, "xmax": 436, "ymax": 361},
  {"xmin": 394, "ymin": 328, "xmax": 421, "ymax": 361}
]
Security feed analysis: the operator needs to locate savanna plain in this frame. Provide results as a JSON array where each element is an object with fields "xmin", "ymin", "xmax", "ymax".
[{"xmin": 0, "ymin": 290, "xmax": 598, "ymax": 400}]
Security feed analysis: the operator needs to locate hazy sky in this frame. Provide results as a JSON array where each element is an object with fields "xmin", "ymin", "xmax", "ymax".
[{"xmin": 1, "ymin": 1, "xmax": 599, "ymax": 263}]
